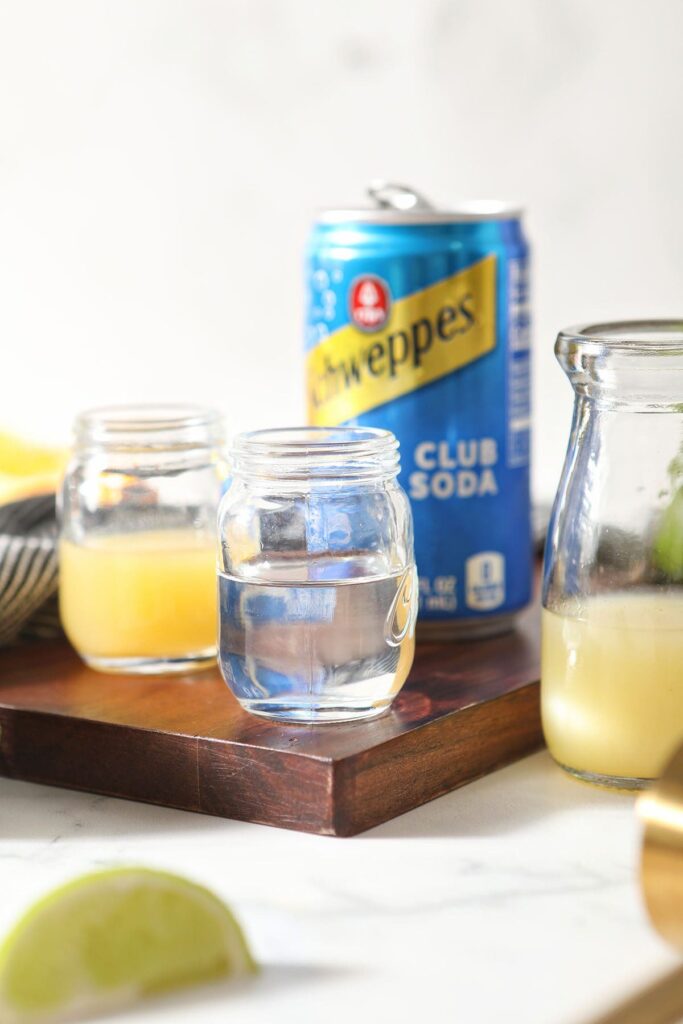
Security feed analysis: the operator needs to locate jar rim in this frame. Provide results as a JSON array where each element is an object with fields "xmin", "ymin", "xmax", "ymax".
[
  {"xmin": 231, "ymin": 426, "xmax": 400, "ymax": 480},
  {"xmin": 76, "ymin": 403, "xmax": 223, "ymax": 433},
  {"xmin": 234, "ymin": 425, "xmax": 395, "ymax": 453},
  {"xmin": 557, "ymin": 320, "xmax": 683, "ymax": 357},
  {"xmin": 74, "ymin": 404, "xmax": 225, "ymax": 449}
]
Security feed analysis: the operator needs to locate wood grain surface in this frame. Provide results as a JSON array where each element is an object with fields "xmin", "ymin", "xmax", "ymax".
[{"xmin": 0, "ymin": 600, "xmax": 542, "ymax": 836}]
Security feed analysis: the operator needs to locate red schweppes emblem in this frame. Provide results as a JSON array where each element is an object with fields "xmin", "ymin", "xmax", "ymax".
[
  {"xmin": 308, "ymin": 255, "xmax": 497, "ymax": 425},
  {"xmin": 349, "ymin": 275, "xmax": 391, "ymax": 331}
]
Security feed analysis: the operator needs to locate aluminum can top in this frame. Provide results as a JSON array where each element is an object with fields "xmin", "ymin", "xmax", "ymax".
[{"xmin": 315, "ymin": 181, "xmax": 523, "ymax": 226}]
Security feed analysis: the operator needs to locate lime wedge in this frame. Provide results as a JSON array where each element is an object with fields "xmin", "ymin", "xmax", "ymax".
[
  {"xmin": 0, "ymin": 868, "xmax": 257, "ymax": 1022},
  {"xmin": 654, "ymin": 487, "xmax": 683, "ymax": 581}
]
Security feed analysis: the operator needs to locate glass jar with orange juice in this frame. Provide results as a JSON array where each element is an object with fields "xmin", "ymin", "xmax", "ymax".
[{"xmin": 59, "ymin": 405, "xmax": 226, "ymax": 673}]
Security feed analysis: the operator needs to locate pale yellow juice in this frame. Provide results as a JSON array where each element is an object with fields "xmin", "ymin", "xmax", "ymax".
[
  {"xmin": 542, "ymin": 592, "xmax": 683, "ymax": 782},
  {"xmin": 59, "ymin": 530, "xmax": 217, "ymax": 665}
]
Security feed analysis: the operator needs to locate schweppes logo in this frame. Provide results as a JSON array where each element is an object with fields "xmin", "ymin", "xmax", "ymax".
[{"xmin": 307, "ymin": 255, "xmax": 497, "ymax": 424}]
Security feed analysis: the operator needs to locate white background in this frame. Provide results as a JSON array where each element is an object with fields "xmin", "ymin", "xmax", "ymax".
[{"xmin": 1, "ymin": 0, "xmax": 682, "ymax": 500}]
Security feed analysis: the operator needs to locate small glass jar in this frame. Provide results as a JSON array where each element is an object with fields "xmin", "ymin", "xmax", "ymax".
[
  {"xmin": 217, "ymin": 426, "xmax": 417, "ymax": 723},
  {"xmin": 59, "ymin": 405, "xmax": 226, "ymax": 674},
  {"xmin": 542, "ymin": 321, "xmax": 683, "ymax": 789}
]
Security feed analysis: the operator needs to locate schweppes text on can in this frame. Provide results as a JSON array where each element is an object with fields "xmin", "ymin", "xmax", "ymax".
[{"xmin": 305, "ymin": 182, "xmax": 532, "ymax": 638}]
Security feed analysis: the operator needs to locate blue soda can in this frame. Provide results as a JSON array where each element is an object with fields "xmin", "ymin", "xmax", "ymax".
[{"xmin": 304, "ymin": 182, "xmax": 532, "ymax": 639}]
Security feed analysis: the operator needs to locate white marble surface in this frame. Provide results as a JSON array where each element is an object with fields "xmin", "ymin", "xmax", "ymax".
[{"xmin": 0, "ymin": 751, "xmax": 678, "ymax": 1024}]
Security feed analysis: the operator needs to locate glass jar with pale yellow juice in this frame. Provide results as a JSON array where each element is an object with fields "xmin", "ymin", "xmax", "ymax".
[
  {"xmin": 59, "ymin": 406, "xmax": 226, "ymax": 673},
  {"xmin": 542, "ymin": 321, "xmax": 683, "ymax": 789}
]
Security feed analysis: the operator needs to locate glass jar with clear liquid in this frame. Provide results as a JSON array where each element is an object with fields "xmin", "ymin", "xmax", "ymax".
[
  {"xmin": 542, "ymin": 322, "xmax": 683, "ymax": 788},
  {"xmin": 217, "ymin": 427, "xmax": 417, "ymax": 723}
]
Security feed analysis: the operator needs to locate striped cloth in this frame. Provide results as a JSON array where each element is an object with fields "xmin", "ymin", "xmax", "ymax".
[{"xmin": 0, "ymin": 495, "xmax": 60, "ymax": 646}]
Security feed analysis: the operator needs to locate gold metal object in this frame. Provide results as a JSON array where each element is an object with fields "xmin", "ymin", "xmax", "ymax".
[
  {"xmin": 582, "ymin": 743, "xmax": 683, "ymax": 1024},
  {"xmin": 640, "ymin": 743, "xmax": 683, "ymax": 952}
]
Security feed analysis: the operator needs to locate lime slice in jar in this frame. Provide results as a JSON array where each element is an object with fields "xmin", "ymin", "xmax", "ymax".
[{"xmin": 654, "ymin": 487, "xmax": 683, "ymax": 581}]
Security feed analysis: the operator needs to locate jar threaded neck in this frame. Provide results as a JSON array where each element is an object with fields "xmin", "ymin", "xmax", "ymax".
[
  {"xmin": 230, "ymin": 426, "xmax": 400, "ymax": 481},
  {"xmin": 74, "ymin": 404, "xmax": 224, "ymax": 450}
]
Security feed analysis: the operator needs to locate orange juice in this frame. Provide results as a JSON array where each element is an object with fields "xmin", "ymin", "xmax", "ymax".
[
  {"xmin": 59, "ymin": 530, "xmax": 217, "ymax": 670},
  {"xmin": 542, "ymin": 592, "xmax": 683, "ymax": 784}
]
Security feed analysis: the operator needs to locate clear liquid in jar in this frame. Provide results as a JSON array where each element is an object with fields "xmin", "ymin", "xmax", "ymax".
[{"xmin": 218, "ymin": 554, "xmax": 417, "ymax": 722}]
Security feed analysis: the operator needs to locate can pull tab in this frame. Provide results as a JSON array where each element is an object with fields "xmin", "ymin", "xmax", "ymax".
[{"xmin": 367, "ymin": 180, "xmax": 436, "ymax": 213}]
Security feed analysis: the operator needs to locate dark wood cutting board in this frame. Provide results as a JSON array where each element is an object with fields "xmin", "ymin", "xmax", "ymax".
[{"xmin": 0, "ymin": 600, "xmax": 542, "ymax": 836}]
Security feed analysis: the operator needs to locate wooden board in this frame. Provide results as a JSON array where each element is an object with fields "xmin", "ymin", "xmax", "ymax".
[{"xmin": 0, "ymin": 601, "xmax": 542, "ymax": 837}]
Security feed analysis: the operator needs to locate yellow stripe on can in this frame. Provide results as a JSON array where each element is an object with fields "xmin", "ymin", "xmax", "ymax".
[{"xmin": 307, "ymin": 255, "xmax": 497, "ymax": 425}]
